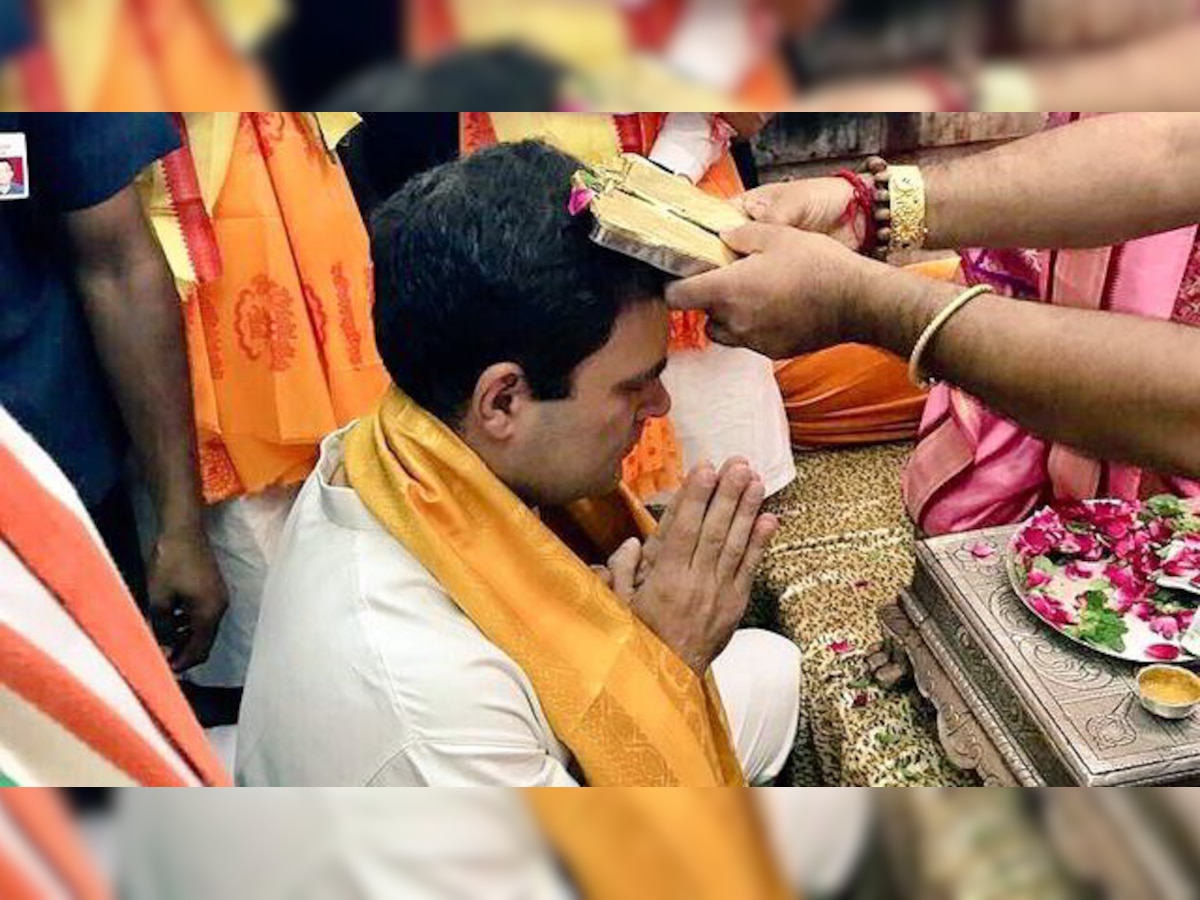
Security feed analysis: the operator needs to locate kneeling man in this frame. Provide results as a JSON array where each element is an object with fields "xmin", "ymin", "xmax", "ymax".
[{"xmin": 236, "ymin": 141, "xmax": 801, "ymax": 786}]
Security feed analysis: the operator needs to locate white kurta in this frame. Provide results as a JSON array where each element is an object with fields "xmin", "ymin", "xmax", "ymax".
[{"xmin": 236, "ymin": 426, "xmax": 801, "ymax": 787}]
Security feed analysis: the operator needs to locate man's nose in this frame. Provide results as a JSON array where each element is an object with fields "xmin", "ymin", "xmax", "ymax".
[{"xmin": 639, "ymin": 379, "xmax": 672, "ymax": 420}]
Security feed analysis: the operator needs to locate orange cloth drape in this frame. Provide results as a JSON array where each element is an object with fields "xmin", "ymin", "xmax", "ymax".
[
  {"xmin": 775, "ymin": 256, "xmax": 961, "ymax": 448},
  {"xmin": 345, "ymin": 388, "xmax": 744, "ymax": 786},
  {"xmin": 177, "ymin": 114, "xmax": 390, "ymax": 503},
  {"xmin": 18, "ymin": 0, "xmax": 271, "ymax": 111}
]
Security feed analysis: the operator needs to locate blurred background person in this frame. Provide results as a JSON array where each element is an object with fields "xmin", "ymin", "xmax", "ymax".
[
  {"xmin": 1, "ymin": 0, "xmax": 276, "ymax": 110},
  {"xmin": 0, "ymin": 112, "xmax": 227, "ymax": 678},
  {"xmin": 137, "ymin": 112, "xmax": 390, "ymax": 727}
]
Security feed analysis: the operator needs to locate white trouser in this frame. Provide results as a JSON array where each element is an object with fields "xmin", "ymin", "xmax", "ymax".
[
  {"xmin": 187, "ymin": 484, "xmax": 300, "ymax": 688},
  {"xmin": 712, "ymin": 628, "xmax": 802, "ymax": 785}
]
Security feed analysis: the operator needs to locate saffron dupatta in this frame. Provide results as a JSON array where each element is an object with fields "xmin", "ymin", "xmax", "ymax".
[
  {"xmin": 344, "ymin": 388, "xmax": 745, "ymax": 787},
  {"xmin": 140, "ymin": 112, "xmax": 389, "ymax": 504}
]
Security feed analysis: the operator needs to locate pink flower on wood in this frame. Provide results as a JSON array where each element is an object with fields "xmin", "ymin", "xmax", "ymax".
[{"xmin": 968, "ymin": 541, "xmax": 996, "ymax": 560}]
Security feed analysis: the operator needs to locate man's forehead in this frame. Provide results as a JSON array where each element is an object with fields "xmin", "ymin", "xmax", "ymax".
[{"xmin": 580, "ymin": 301, "xmax": 669, "ymax": 380}]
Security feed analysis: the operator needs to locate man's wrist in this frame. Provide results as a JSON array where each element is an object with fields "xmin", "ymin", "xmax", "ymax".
[
  {"xmin": 156, "ymin": 487, "xmax": 207, "ymax": 537},
  {"xmin": 844, "ymin": 261, "xmax": 963, "ymax": 359}
]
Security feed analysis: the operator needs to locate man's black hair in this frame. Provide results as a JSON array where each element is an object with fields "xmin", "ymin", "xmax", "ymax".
[{"xmin": 371, "ymin": 139, "xmax": 667, "ymax": 423}]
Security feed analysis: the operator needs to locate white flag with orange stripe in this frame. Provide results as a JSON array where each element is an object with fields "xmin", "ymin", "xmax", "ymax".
[{"xmin": 0, "ymin": 405, "xmax": 228, "ymax": 788}]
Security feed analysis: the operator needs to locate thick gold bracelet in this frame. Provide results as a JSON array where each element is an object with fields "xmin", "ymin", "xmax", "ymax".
[
  {"xmin": 888, "ymin": 165, "xmax": 928, "ymax": 252},
  {"xmin": 908, "ymin": 285, "xmax": 994, "ymax": 388}
]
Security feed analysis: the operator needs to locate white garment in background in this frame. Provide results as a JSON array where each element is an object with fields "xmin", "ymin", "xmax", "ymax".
[
  {"xmin": 236, "ymin": 426, "xmax": 801, "ymax": 787},
  {"xmin": 657, "ymin": 342, "xmax": 796, "ymax": 502},
  {"xmin": 660, "ymin": 0, "xmax": 762, "ymax": 94},
  {"xmin": 186, "ymin": 483, "xmax": 300, "ymax": 688},
  {"xmin": 647, "ymin": 112, "xmax": 733, "ymax": 184},
  {"xmin": 117, "ymin": 789, "xmax": 572, "ymax": 900},
  {"xmin": 645, "ymin": 113, "xmax": 797, "ymax": 502}
]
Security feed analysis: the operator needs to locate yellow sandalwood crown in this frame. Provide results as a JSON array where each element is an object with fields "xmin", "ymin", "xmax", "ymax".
[{"xmin": 576, "ymin": 154, "xmax": 747, "ymax": 277}]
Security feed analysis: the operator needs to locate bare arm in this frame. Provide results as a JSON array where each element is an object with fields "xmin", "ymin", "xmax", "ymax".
[
  {"xmin": 852, "ymin": 261, "xmax": 1200, "ymax": 478},
  {"xmin": 743, "ymin": 112, "xmax": 1200, "ymax": 253},
  {"xmin": 666, "ymin": 225, "xmax": 1200, "ymax": 479},
  {"xmin": 921, "ymin": 112, "xmax": 1200, "ymax": 250},
  {"xmin": 67, "ymin": 185, "xmax": 227, "ymax": 670}
]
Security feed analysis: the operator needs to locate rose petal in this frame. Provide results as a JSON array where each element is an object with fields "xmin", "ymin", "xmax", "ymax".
[
  {"xmin": 1150, "ymin": 616, "xmax": 1181, "ymax": 640},
  {"xmin": 968, "ymin": 541, "xmax": 996, "ymax": 560},
  {"xmin": 1026, "ymin": 569, "xmax": 1053, "ymax": 590},
  {"xmin": 1146, "ymin": 643, "xmax": 1181, "ymax": 661},
  {"xmin": 567, "ymin": 186, "xmax": 596, "ymax": 216},
  {"xmin": 1065, "ymin": 561, "xmax": 1094, "ymax": 580}
]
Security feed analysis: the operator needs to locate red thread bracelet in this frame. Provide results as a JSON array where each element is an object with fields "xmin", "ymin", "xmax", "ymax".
[{"xmin": 834, "ymin": 169, "xmax": 876, "ymax": 254}]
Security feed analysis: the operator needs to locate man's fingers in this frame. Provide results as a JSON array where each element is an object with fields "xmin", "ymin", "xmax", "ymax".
[
  {"xmin": 639, "ymin": 477, "xmax": 691, "ymax": 583},
  {"xmin": 170, "ymin": 607, "xmax": 218, "ymax": 672},
  {"xmin": 718, "ymin": 221, "xmax": 782, "ymax": 256},
  {"xmin": 693, "ymin": 460, "xmax": 752, "ymax": 571},
  {"xmin": 705, "ymin": 318, "xmax": 739, "ymax": 347},
  {"xmin": 607, "ymin": 537, "xmax": 642, "ymax": 601},
  {"xmin": 666, "ymin": 223, "xmax": 785, "ymax": 313},
  {"xmin": 592, "ymin": 564, "xmax": 614, "ymax": 589},
  {"xmin": 717, "ymin": 474, "xmax": 766, "ymax": 583},
  {"xmin": 659, "ymin": 463, "xmax": 718, "ymax": 566},
  {"xmin": 735, "ymin": 184, "xmax": 799, "ymax": 225},
  {"xmin": 734, "ymin": 513, "xmax": 780, "ymax": 595},
  {"xmin": 665, "ymin": 266, "xmax": 732, "ymax": 313}
]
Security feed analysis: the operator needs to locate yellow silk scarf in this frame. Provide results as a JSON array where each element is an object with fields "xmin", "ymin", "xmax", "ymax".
[
  {"xmin": 344, "ymin": 388, "xmax": 745, "ymax": 786},
  {"xmin": 529, "ymin": 789, "xmax": 793, "ymax": 900}
]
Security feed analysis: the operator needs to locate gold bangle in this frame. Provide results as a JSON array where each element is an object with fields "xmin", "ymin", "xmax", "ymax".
[
  {"xmin": 908, "ymin": 284, "xmax": 994, "ymax": 388},
  {"xmin": 888, "ymin": 165, "xmax": 928, "ymax": 252}
]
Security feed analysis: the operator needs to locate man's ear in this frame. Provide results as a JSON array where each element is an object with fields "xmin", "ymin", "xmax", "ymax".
[{"xmin": 470, "ymin": 362, "xmax": 532, "ymax": 441}]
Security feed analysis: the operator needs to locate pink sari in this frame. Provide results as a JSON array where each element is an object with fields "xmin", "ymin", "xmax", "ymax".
[{"xmin": 904, "ymin": 118, "xmax": 1200, "ymax": 535}]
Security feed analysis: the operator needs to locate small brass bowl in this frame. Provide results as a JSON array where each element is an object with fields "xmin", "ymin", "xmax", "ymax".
[{"xmin": 1137, "ymin": 665, "xmax": 1200, "ymax": 720}]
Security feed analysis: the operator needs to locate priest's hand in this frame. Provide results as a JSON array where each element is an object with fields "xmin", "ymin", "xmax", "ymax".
[
  {"xmin": 666, "ymin": 223, "xmax": 872, "ymax": 359},
  {"xmin": 734, "ymin": 175, "xmax": 869, "ymax": 250},
  {"xmin": 631, "ymin": 458, "xmax": 778, "ymax": 676}
]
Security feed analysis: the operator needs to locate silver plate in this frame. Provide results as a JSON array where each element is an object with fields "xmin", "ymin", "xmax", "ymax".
[{"xmin": 588, "ymin": 221, "xmax": 720, "ymax": 279}]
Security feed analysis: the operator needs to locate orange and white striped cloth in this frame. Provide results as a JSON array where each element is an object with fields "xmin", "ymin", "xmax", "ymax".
[
  {"xmin": 0, "ymin": 404, "xmax": 229, "ymax": 788},
  {"xmin": 0, "ymin": 789, "xmax": 108, "ymax": 900}
]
